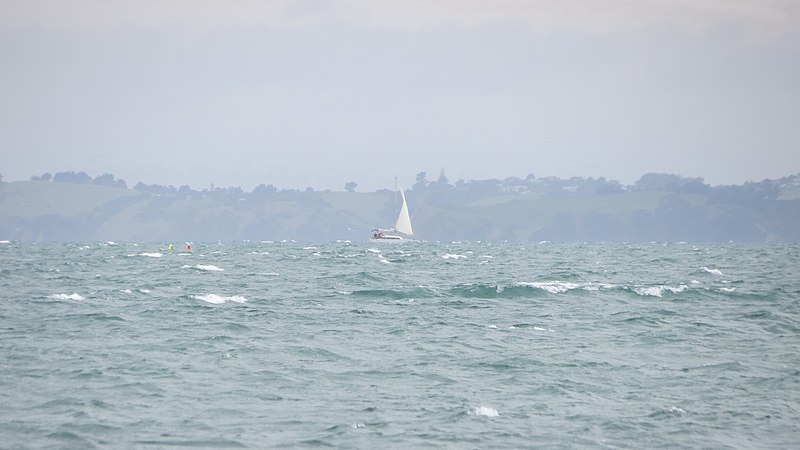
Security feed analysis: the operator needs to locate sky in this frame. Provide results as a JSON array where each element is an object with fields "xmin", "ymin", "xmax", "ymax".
[{"xmin": 1, "ymin": 0, "xmax": 799, "ymax": 192}]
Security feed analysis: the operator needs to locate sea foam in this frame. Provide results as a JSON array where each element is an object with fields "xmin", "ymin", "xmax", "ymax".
[
  {"xmin": 49, "ymin": 293, "xmax": 84, "ymax": 300},
  {"xmin": 517, "ymin": 281, "xmax": 581, "ymax": 293},
  {"xmin": 701, "ymin": 267, "xmax": 724, "ymax": 276},
  {"xmin": 634, "ymin": 285, "xmax": 688, "ymax": 297},
  {"xmin": 193, "ymin": 294, "xmax": 247, "ymax": 304},
  {"xmin": 471, "ymin": 406, "xmax": 499, "ymax": 417},
  {"xmin": 442, "ymin": 253, "xmax": 467, "ymax": 260}
]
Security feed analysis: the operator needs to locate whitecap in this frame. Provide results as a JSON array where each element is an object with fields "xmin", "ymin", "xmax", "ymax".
[
  {"xmin": 471, "ymin": 406, "xmax": 499, "ymax": 417},
  {"xmin": 193, "ymin": 294, "xmax": 247, "ymax": 304},
  {"xmin": 195, "ymin": 264, "xmax": 224, "ymax": 272},
  {"xmin": 634, "ymin": 285, "xmax": 688, "ymax": 297},
  {"xmin": 719, "ymin": 287, "xmax": 736, "ymax": 293},
  {"xmin": 635, "ymin": 286, "xmax": 665, "ymax": 297},
  {"xmin": 517, "ymin": 281, "xmax": 580, "ymax": 293},
  {"xmin": 0, "ymin": 240, "xmax": 11, "ymax": 244},
  {"xmin": 139, "ymin": 252, "xmax": 162, "ymax": 258},
  {"xmin": 582, "ymin": 283, "xmax": 616, "ymax": 291},
  {"xmin": 50, "ymin": 293, "xmax": 84, "ymax": 301},
  {"xmin": 701, "ymin": 267, "xmax": 723, "ymax": 276},
  {"xmin": 120, "ymin": 289, "xmax": 132, "ymax": 294},
  {"xmin": 367, "ymin": 248, "xmax": 381, "ymax": 254},
  {"xmin": 442, "ymin": 253, "xmax": 467, "ymax": 260}
]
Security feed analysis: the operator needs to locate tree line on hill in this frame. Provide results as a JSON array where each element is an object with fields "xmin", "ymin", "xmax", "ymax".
[
  {"xmin": 20, "ymin": 169, "xmax": 796, "ymax": 198},
  {"xmin": 1, "ymin": 170, "xmax": 799, "ymax": 242}
]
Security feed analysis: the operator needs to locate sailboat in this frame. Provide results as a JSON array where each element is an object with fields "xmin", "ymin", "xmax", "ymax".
[{"xmin": 371, "ymin": 189, "xmax": 414, "ymax": 241}]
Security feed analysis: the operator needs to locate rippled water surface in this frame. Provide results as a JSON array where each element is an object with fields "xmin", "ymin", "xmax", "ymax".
[{"xmin": 1, "ymin": 241, "xmax": 798, "ymax": 448}]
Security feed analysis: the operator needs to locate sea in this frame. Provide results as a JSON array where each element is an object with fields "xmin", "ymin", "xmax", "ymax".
[{"xmin": 1, "ymin": 240, "xmax": 798, "ymax": 449}]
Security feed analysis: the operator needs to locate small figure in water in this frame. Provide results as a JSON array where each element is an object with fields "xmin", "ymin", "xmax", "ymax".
[
  {"xmin": 168, "ymin": 243, "xmax": 174, "ymax": 252},
  {"xmin": 185, "ymin": 244, "xmax": 192, "ymax": 251}
]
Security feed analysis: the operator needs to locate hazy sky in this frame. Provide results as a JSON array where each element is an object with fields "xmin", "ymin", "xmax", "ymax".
[{"xmin": 1, "ymin": 0, "xmax": 799, "ymax": 191}]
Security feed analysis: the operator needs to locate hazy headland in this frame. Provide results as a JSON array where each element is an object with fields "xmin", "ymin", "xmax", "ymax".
[{"xmin": 1, "ymin": 171, "xmax": 798, "ymax": 243}]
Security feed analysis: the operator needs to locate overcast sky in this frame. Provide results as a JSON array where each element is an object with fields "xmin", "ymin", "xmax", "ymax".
[{"xmin": 1, "ymin": 0, "xmax": 798, "ymax": 191}]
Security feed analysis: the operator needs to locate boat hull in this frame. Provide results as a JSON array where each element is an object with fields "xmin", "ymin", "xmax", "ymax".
[{"xmin": 370, "ymin": 235, "xmax": 404, "ymax": 241}]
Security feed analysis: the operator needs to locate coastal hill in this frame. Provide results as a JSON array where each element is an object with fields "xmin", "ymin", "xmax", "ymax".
[{"xmin": 1, "ymin": 171, "xmax": 798, "ymax": 242}]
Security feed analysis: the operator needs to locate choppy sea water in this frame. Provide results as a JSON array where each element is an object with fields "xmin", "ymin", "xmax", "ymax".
[{"xmin": 1, "ymin": 241, "xmax": 798, "ymax": 449}]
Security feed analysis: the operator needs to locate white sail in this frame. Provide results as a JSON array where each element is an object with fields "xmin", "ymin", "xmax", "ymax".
[{"xmin": 394, "ymin": 190, "xmax": 414, "ymax": 237}]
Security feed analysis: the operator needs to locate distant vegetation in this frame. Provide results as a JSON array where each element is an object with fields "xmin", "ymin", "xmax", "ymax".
[{"xmin": 1, "ymin": 170, "xmax": 799, "ymax": 242}]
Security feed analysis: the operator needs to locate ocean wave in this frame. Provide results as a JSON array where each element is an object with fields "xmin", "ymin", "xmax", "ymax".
[
  {"xmin": 513, "ymin": 281, "xmax": 621, "ymax": 296},
  {"xmin": 517, "ymin": 281, "xmax": 582, "ymax": 293},
  {"xmin": 193, "ymin": 294, "xmax": 247, "ymax": 304},
  {"xmin": 137, "ymin": 252, "xmax": 162, "ymax": 258},
  {"xmin": 350, "ymin": 286, "xmax": 437, "ymax": 299},
  {"xmin": 470, "ymin": 406, "xmax": 499, "ymax": 417},
  {"xmin": 348, "ymin": 281, "xmax": 711, "ymax": 300},
  {"xmin": 448, "ymin": 283, "xmax": 505, "ymax": 298},
  {"xmin": 348, "ymin": 282, "xmax": 620, "ymax": 300},
  {"xmin": 442, "ymin": 253, "xmax": 468, "ymax": 260},
  {"xmin": 632, "ymin": 285, "xmax": 688, "ymax": 297},
  {"xmin": 700, "ymin": 267, "xmax": 724, "ymax": 276},
  {"xmin": 451, "ymin": 282, "xmax": 561, "ymax": 298},
  {"xmin": 194, "ymin": 264, "xmax": 224, "ymax": 272},
  {"xmin": 120, "ymin": 288, "xmax": 151, "ymax": 294},
  {"xmin": 49, "ymin": 293, "xmax": 84, "ymax": 300}
]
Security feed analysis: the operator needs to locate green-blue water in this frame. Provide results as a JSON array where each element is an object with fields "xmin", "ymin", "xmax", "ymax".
[{"xmin": 1, "ymin": 241, "xmax": 798, "ymax": 448}]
